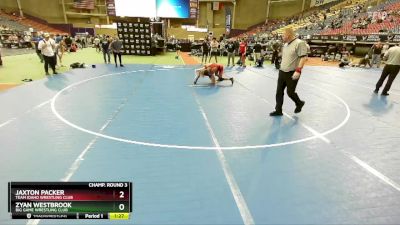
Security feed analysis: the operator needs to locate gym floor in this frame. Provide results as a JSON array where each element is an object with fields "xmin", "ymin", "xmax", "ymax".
[{"xmin": 0, "ymin": 59, "xmax": 400, "ymax": 224}]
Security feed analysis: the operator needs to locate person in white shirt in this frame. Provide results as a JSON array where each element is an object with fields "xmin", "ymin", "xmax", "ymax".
[
  {"xmin": 270, "ymin": 28, "xmax": 307, "ymax": 116},
  {"xmin": 56, "ymin": 39, "xmax": 66, "ymax": 67},
  {"xmin": 94, "ymin": 36, "xmax": 101, "ymax": 52},
  {"xmin": 38, "ymin": 33, "xmax": 57, "ymax": 75},
  {"xmin": 23, "ymin": 35, "xmax": 31, "ymax": 43},
  {"xmin": 209, "ymin": 38, "xmax": 219, "ymax": 63},
  {"xmin": 374, "ymin": 44, "xmax": 400, "ymax": 96}
]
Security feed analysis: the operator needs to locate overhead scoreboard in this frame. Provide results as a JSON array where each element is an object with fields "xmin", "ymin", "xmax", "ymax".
[{"xmin": 8, "ymin": 182, "xmax": 132, "ymax": 220}]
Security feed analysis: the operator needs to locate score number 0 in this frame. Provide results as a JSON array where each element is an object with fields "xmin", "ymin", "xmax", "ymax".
[{"xmin": 119, "ymin": 191, "xmax": 126, "ymax": 211}]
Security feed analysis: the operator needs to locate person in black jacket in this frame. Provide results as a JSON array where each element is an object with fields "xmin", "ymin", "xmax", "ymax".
[
  {"xmin": 271, "ymin": 42, "xmax": 282, "ymax": 69},
  {"xmin": 110, "ymin": 37, "xmax": 124, "ymax": 67},
  {"xmin": 371, "ymin": 41, "xmax": 383, "ymax": 68},
  {"xmin": 64, "ymin": 36, "xmax": 73, "ymax": 50},
  {"xmin": 201, "ymin": 40, "xmax": 209, "ymax": 64},
  {"xmin": 226, "ymin": 41, "xmax": 235, "ymax": 67},
  {"xmin": 101, "ymin": 36, "xmax": 111, "ymax": 64},
  {"xmin": 253, "ymin": 42, "xmax": 262, "ymax": 62},
  {"xmin": 31, "ymin": 35, "xmax": 44, "ymax": 63}
]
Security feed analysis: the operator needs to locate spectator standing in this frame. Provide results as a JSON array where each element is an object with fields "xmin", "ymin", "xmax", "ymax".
[
  {"xmin": 31, "ymin": 34, "xmax": 43, "ymax": 63},
  {"xmin": 65, "ymin": 36, "xmax": 72, "ymax": 50},
  {"xmin": 226, "ymin": 41, "xmax": 235, "ymax": 67},
  {"xmin": 101, "ymin": 36, "xmax": 111, "ymax": 64},
  {"xmin": 271, "ymin": 41, "xmax": 281, "ymax": 69},
  {"xmin": 110, "ymin": 37, "xmax": 124, "ymax": 67},
  {"xmin": 175, "ymin": 40, "xmax": 181, "ymax": 59},
  {"xmin": 38, "ymin": 33, "xmax": 57, "ymax": 75},
  {"xmin": 253, "ymin": 41, "xmax": 262, "ymax": 62},
  {"xmin": 80, "ymin": 36, "xmax": 86, "ymax": 48},
  {"xmin": 50, "ymin": 34, "xmax": 58, "ymax": 67},
  {"xmin": 219, "ymin": 40, "xmax": 226, "ymax": 57},
  {"xmin": 209, "ymin": 38, "xmax": 219, "ymax": 63},
  {"xmin": 55, "ymin": 34, "xmax": 62, "ymax": 44},
  {"xmin": 94, "ymin": 36, "xmax": 101, "ymax": 52},
  {"xmin": 239, "ymin": 39, "xmax": 247, "ymax": 67},
  {"xmin": 201, "ymin": 39, "xmax": 209, "ymax": 64},
  {"xmin": 371, "ymin": 41, "xmax": 383, "ymax": 68},
  {"xmin": 56, "ymin": 39, "xmax": 66, "ymax": 67}
]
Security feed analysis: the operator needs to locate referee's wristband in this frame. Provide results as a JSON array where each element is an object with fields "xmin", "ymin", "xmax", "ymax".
[{"xmin": 295, "ymin": 67, "xmax": 302, "ymax": 73}]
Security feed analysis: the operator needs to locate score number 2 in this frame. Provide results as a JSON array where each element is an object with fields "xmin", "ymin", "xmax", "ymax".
[
  {"xmin": 119, "ymin": 191, "xmax": 125, "ymax": 210},
  {"xmin": 118, "ymin": 190, "xmax": 127, "ymax": 211}
]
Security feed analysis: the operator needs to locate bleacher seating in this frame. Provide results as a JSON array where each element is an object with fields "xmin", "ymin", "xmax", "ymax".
[
  {"xmin": 0, "ymin": 11, "xmax": 66, "ymax": 34},
  {"xmin": 321, "ymin": 0, "xmax": 400, "ymax": 35},
  {"xmin": 0, "ymin": 14, "xmax": 29, "ymax": 31},
  {"xmin": 234, "ymin": 0, "xmax": 400, "ymax": 40}
]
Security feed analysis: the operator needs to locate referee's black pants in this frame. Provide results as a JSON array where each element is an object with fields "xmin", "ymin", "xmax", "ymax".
[
  {"xmin": 271, "ymin": 51, "xmax": 278, "ymax": 64},
  {"xmin": 375, "ymin": 64, "xmax": 400, "ymax": 94},
  {"xmin": 43, "ymin": 55, "xmax": 56, "ymax": 74},
  {"xmin": 113, "ymin": 52, "xmax": 122, "ymax": 66},
  {"xmin": 275, "ymin": 70, "xmax": 302, "ymax": 112}
]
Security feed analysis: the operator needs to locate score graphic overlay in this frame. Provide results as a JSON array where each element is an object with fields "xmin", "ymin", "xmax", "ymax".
[{"xmin": 8, "ymin": 182, "xmax": 132, "ymax": 220}]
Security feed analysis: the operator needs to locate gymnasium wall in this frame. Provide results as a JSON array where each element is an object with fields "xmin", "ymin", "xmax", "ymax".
[
  {"xmin": 0, "ymin": 0, "xmax": 64, "ymax": 23},
  {"xmin": 198, "ymin": 2, "xmax": 208, "ymax": 27},
  {"xmin": 0, "ymin": 0, "xmax": 18, "ymax": 11},
  {"xmin": 195, "ymin": 1, "xmax": 268, "ymax": 30},
  {"xmin": 0, "ymin": 0, "xmax": 108, "ymax": 27},
  {"xmin": 234, "ymin": 0, "xmax": 268, "ymax": 29},
  {"xmin": 269, "ymin": 0, "xmax": 312, "ymax": 19}
]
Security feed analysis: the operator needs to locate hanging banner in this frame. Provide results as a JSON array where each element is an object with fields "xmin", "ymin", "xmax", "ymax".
[
  {"xmin": 310, "ymin": 0, "xmax": 338, "ymax": 7},
  {"xmin": 106, "ymin": 0, "xmax": 116, "ymax": 16},
  {"xmin": 307, "ymin": 34, "xmax": 400, "ymax": 42},
  {"xmin": 212, "ymin": 2, "xmax": 220, "ymax": 11},
  {"xmin": 225, "ymin": 6, "xmax": 232, "ymax": 35},
  {"xmin": 189, "ymin": 0, "xmax": 199, "ymax": 19}
]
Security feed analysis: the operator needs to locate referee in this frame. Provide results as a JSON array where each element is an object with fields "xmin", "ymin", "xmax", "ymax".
[
  {"xmin": 270, "ymin": 28, "xmax": 307, "ymax": 116},
  {"xmin": 374, "ymin": 43, "xmax": 400, "ymax": 96}
]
